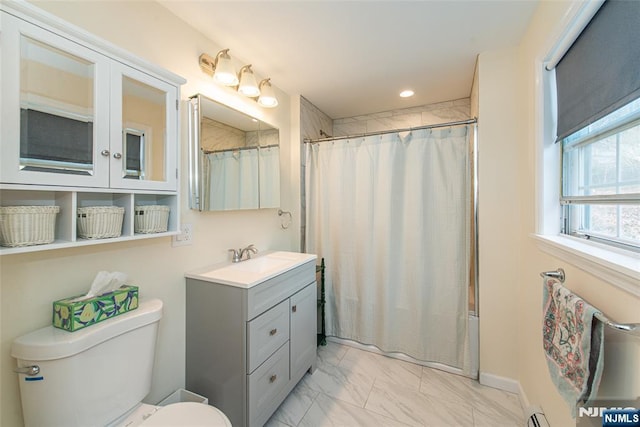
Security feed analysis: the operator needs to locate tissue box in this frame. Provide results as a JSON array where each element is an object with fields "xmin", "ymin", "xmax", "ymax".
[{"xmin": 52, "ymin": 285, "xmax": 139, "ymax": 332}]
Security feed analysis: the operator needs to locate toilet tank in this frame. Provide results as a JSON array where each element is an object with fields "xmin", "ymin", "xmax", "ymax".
[{"xmin": 11, "ymin": 299, "xmax": 163, "ymax": 427}]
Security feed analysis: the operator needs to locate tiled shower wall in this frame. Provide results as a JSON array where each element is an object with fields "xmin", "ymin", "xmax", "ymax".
[{"xmin": 333, "ymin": 98, "xmax": 471, "ymax": 136}]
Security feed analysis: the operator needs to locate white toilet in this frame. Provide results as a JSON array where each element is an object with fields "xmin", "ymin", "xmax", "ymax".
[{"xmin": 11, "ymin": 299, "xmax": 231, "ymax": 427}]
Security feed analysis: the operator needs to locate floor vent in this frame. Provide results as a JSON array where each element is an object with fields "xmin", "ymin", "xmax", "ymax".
[{"xmin": 525, "ymin": 405, "xmax": 550, "ymax": 427}]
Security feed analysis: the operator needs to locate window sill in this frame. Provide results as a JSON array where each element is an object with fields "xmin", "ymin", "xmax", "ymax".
[{"xmin": 531, "ymin": 234, "xmax": 640, "ymax": 297}]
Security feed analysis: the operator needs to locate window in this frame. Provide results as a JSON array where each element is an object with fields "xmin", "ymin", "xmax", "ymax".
[
  {"xmin": 123, "ymin": 128, "xmax": 146, "ymax": 179},
  {"xmin": 553, "ymin": 0, "xmax": 640, "ymax": 252},
  {"xmin": 534, "ymin": 1, "xmax": 639, "ymax": 295},
  {"xmin": 561, "ymin": 98, "xmax": 640, "ymax": 250},
  {"xmin": 20, "ymin": 108, "xmax": 94, "ymax": 175}
]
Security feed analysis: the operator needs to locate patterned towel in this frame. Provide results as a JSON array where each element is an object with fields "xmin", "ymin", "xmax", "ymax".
[{"xmin": 542, "ymin": 279, "xmax": 605, "ymax": 417}]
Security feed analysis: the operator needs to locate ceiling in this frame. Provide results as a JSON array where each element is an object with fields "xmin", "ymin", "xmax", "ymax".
[{"xmin": 159, "ymin": 1, "xmax": 538, "ymax": 119}]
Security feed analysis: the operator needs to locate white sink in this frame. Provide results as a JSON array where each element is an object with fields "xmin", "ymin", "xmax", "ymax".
[{"xmin": 185, "ymin": 251, "xmax": 317, "ymax": 288}]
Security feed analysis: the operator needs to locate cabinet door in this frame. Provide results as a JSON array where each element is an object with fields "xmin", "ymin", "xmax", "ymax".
[
  {"xmin": 0, "ymin": 13, "xmax": 110, "ymax": 187},
  {"xmin": 109, "ymin": 63, "xmax": 178, "ymax": 191},
  {"xmin": 290, "ymin": 282, "xmax": 317, "ymax": 377}
]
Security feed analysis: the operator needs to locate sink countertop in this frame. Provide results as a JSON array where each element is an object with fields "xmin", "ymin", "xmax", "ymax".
[{"xmin": 185, "ymin": 250, "xmax": 317, "ymax": 288}]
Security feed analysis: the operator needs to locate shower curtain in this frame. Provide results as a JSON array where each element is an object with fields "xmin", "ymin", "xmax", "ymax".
[
  {"xmin": 206, "ymin": 149, "xmax": 259, "ymax": 210},
  {"xmin": 258, "ymin": 146, "xmax": 281, "ymax": 209},
  {"xmin": 203, "ymin": 146, "xmax": 279, "ymax": 210},
  {"xmin": 305, "ymin": 126, "xmax": 472, "ymax": 374}
]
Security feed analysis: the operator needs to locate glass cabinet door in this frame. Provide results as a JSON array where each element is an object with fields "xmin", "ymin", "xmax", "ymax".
[
  {"xmin": 109, "ymin": 64, "xmax": 178, "ymax": 191},
  {"xmin": 0, "ymin": 13, "xmax": 110, "ymax": 187}
]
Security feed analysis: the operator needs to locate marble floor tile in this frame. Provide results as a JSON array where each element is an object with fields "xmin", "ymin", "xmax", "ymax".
[
  {"xmin": 263, "ymin": 417, "xmax": 292, "ymax": 427},
  {"xmin": 270, "ymin": 378, "xmax": 319, "ymax": 426},
  {"xmin": 420, "ymin": 366, "xmax": 477, "ymax": 405},
  {"xmin": 365, "ymin": 381, "xmax": 475, "ymax": 427},
  {"xmin": 302, "ymin": 360, "xmax": 375, "ymax": 408},
  {"xmin": 465, "ymin": 381, "xmax": 524, "ymax": 425},
  {"xmin": 421, "ymin": 366, "xmax": 524, "ymax": 425},
  {"xmin": 298, "ymin": 393, "xmax": 411, "ymax": 427},
  {"xmin": 266, "ymin": 343, "xmax": 524, "ymax": 426},
  {"xmin": 339, "ymin": 347, "xmax": 422, "ymax": 391},
  {"xmin": 317, "ymin": 342, "xmax": 349, "ymax": 368},
  {"xmin": 472, "ymin": 407, "xmax": 525, "ymax": 427}
]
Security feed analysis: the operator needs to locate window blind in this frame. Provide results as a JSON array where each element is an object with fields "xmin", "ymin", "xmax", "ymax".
[{"xmin": 555, "ymin": 0, "xmax": 640, "ymax": 141}]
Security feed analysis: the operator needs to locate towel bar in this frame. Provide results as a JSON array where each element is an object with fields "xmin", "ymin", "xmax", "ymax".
[{"xmin": 541, "ymin": 268, "xmax": 640, "ymax": 336}]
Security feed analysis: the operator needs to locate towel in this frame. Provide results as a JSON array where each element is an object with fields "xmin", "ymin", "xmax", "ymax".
[{"xmin": 542, "ymin": 278, "xmax": 605, "ymax": 417}]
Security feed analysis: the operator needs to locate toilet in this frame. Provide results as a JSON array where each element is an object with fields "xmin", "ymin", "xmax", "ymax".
[{"xmin": 11, "ymin": 299, "xmax": 231, "ymax": 427}]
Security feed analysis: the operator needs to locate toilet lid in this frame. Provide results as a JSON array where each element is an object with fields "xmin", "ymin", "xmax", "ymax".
[{"xmin": 140, "ymin": 402, "xmax": 232, "ymax": 427}]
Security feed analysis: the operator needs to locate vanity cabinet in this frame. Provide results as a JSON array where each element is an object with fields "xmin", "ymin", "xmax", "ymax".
[
  {"xmin": 0, "ymin": 3, "xmax": 185, "ymax": 254},
  {"xmin": 185, "ymin": 259, "xmax": 317, "ymax": 427}
]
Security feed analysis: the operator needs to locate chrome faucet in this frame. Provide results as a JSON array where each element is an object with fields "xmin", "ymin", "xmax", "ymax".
[{"xmin": 228, "ymin": 244, "xmax": 258, "ymax": 263}]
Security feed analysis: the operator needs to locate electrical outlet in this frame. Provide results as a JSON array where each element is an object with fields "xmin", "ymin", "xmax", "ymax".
[{"xmin": 172, "ymin": 223, "xmax": 193, "ymax": 247}]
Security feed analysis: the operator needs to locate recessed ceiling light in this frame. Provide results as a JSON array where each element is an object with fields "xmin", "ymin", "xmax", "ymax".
[{"xmin": 399, "ymin": 90, "xmax": 414, "ymax": 98}]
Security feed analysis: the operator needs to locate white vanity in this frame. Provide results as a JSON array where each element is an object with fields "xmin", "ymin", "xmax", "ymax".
[{"xmin": 185, "ymin": 251, "xmax": 317, "ymax": 427}]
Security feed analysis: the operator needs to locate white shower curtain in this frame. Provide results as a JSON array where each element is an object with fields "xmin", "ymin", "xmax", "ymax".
[
  {"xmin": 207, "ymin": 149, "xmax": 259, "ymax": 210},
  {"xmin": 258, "ymin": 146, "xmax": 281, "ymax": 209},
  {"xmin": 305, "ymin": 126, "xmax": 472, "ymax": 373}
]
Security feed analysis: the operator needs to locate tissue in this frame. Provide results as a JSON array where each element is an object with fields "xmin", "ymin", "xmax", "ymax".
[
  {"xmin": 85, "ymin": 271, "xmax": 129, "ymax": 299},
  {"xmin": 52, "ymin": 271, "xmax": 138, "ymax": 332}
]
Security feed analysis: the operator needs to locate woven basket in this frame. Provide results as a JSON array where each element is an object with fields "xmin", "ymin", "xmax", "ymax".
[
  {"xmin": 0, "ymin": 205, "xmax": 60, "ymax": 247},
  {"xmin": 77, "ymin": 206, "xmax": 124, "ymax": 239},
  {"xmin": 134, "ymin": 205, "xmax": 170, "ymax": 233}
]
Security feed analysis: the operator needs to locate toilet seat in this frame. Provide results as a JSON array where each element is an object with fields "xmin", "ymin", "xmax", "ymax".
[{"xmin": 139, "ymin": 402, "xmax": 231, "ymax": 426}]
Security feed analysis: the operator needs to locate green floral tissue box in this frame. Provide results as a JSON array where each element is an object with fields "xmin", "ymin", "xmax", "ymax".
[{"xmin": 52, "ymin": 286, "xmax": 139, "ymax": 332}]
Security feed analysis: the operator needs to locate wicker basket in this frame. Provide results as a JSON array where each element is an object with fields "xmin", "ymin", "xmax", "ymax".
[
  {"xmin": 77, "ymin": 206, "xmax": 124, "ymax": 239},
  {"xmin": 134, "ymin": 205, "xmax": 170, "ymax": 233},
  {"xmin": 0, "ymin": 205, "xmax": 60, "ymax": 247}
]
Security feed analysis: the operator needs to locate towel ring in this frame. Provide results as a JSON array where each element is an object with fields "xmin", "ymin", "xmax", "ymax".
[{"xmin": 278, "ymin": 209, "xmax": 292, "ymax": 229}]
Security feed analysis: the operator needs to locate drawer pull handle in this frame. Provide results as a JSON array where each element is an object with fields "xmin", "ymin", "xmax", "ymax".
[
  {"xmin": 292, "ymin": 305, "xmax": 297, "ymax": 313},
  {"xmin": 270, "ymin": 374, "xmax": 277, "ymax": 383},
  {"xmin": 269, "ymin": 328, "xmax": 277, "ymax": 336}
]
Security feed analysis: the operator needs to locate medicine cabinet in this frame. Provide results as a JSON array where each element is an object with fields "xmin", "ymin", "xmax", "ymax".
[
  {"xmin": 0, "ymin": 13, "xmax": 178, "ymax": 191},
  {"xmin": 188, "ymin": 94, "xmax": 281, "ymax": 211},
  {"xmin": 0, "ymin": 2, "xmax": 185, "ymax": 255}
]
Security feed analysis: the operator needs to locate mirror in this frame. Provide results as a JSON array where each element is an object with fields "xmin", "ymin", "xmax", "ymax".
[{"xmin": 188, "ymin": 94, "xmax": 280, "ymax": 211}]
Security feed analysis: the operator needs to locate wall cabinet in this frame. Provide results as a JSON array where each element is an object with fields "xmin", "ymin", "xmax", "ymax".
[
  {"xmin": 0, "ymin": 3, "xmax": 185, "ymax": 254},
  {"xmin": 185, "ymin": 260, "xmax": 317, "ymax": 427}
]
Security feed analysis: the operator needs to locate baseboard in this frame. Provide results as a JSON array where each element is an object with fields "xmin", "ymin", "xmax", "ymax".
[
  {"xmin": 518, "ymin": 380, "xmax": 531, "ymax": 412},
  {"xmin": 479, "ymin": 371, "xmax": 536, "ymax": 414},
  {"xmin": 479, "ymin": 371, "xmax": 521, "ymax": 394}
]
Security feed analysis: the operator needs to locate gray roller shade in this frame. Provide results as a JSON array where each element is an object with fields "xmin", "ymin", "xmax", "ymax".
[{"xmin": 556, "ymin": 0, "xmax": 640, "ymax": 141}]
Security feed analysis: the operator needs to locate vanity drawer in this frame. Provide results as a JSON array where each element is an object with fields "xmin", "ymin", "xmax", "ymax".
[
  {"xmin": 248, "ymin": 343, "xmax": 289, "ymax": 426},
  {"xmin": 247, "ymin": 299, "xmax": 289, "ymax": 373},
  {"xmin": 246, "ymin": 260, "xmax": 315, "ymax": 320}
]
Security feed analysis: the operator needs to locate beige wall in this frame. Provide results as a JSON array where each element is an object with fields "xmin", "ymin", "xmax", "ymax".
[
  {"xmin": 1, "ymin": 2, "xmax": 295, "ymax": 426},
  {"xmin": 477, "ymin": 47, "xmax": 522, "ymax": 382}
]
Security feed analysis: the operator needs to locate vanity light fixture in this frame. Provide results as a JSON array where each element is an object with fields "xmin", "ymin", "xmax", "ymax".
[
  {"xmin": 257, "ymin": 78, "xmax": 278, "ymax": 108},
  {"xmin": 199, "ymin": 49, "xmax": 239, "ymax": 86},
  {"xmin": 199, "ymin": 51, "xmax": 278, "ymax": 108},
  {"xmin": 237, "ymin": 65, "xmax": 261, "ymax": 97}
]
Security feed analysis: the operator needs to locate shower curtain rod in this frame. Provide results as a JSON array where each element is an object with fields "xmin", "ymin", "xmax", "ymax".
[
  {"xmin": 202, "ymin": 143, "xmax": 279, "ymax": 155},
  {"xmin": 304, "ymin": 117, "xmax": 477, "ymax": 144}
]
